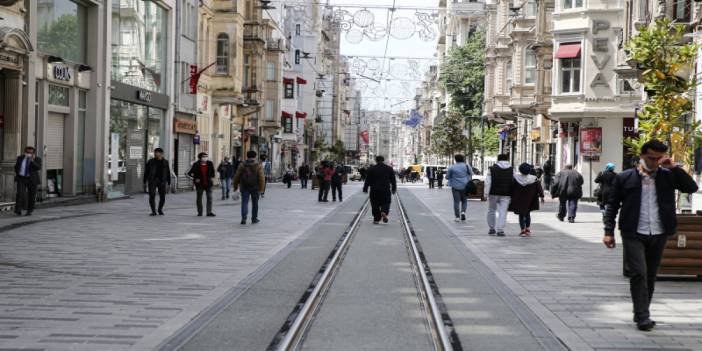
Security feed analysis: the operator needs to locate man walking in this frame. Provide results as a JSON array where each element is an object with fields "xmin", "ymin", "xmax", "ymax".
[
  {"xmin": 217, "ymin": 156, "xmax": 235, "ymax": 200},
  {"xmin": 447, "ymin": 155, "xmax": 472, "ymax": 222},
  {"xmin": 426, "ymin": 166, "xmax": 435, "ymax": 189},
  {"xmin": 187, "ymin": 152, "xmax": 216, "ymax": 217},
  {"xmin": 543, "ymin": 158, "xmax": 554, "ymax": 191},
  {"xmin": 332, "ymin": 162, "xmax": 346, "ymax": 202},
  {"xmin": 318, "ymin": 162, "xmax": 333, "ymax": 202},
  {"xmin": 603, "ymin": 140, "xmax": 698, "ymax": 331},
  {"xmin": 233, "ymin": 150, "xmax": 266, "ymax": 224},
  {"xmin": 299, "ymin": 163, "xmax": 310, "ymax": 189},
  {"xmin": 485, "ymin": 154, "xmax": 513, "ymax": 236},
  {"xmin": 144, "ymin": 148, "xmax": 171, "ymax": 216},
  {"xmin": 14, "ymin": 146, "xmax": 42, "ymax": 216},
  {"xmin": 555, "ymin": 164, "xmax": 584, "ymax": 223},
  {"xmin": 363, "ymin": 156, "xmax": 397, "ymax": 224}
]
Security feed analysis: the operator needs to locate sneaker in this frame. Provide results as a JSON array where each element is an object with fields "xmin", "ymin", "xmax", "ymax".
[
  {"xmin": 373, "ymin": 220, "xmax": 380, "ymax": 224},
  {"xmin": 488, "ymin": 229, "xmax": 496, "ymax": 236},
  {"xmin": 207, "ymin": 213, "xmax": 216, "ymax": 217},
  {"xmin": 460, "ymin": 212, "xmax": 466, "ymax": 221},
  {"xmin": 158, "ymin": 210, "xmax": 164, "ymax": 216},
  {"xmin": 496, "ymin": 231, "xmax": 506, "ymax": 237},
  {"xmin": 519, "ymin": 229, "xmax": 527, "ymax": 237},
  {"xmin": 381, "ymin": 212, "xmax": 389, "ymax": 223},
  {"xmin": 636, "ymin": 319, "xmax": 656, "ymax": 331},
  {"xmin": 241, "ymin": 218, "xmax": 247, "ymax": 225},
  {"xmin": 252, "ymin": 218, "xmax": 260, "ymax": 224},
  {"xmin": 568, "ymin": 217, "xmax": 575, "ymax": 223},
  {"xmin": 150, "ymin": 212, "xmax": 158, "ymax": 216},
  {"xmin": 454, "ymin": 217, "xmax": 460, "ymax": 222},
  {"xmin": 525, "ymin": 228, "xmax": 531, "ymax": 235},
  {"xmin": 556, "ymin": 215, "xmax": 564, "ymax": 222},
  {"xmin": 198, "ymin": 213, "xmax": 203, "ymax": 217}
]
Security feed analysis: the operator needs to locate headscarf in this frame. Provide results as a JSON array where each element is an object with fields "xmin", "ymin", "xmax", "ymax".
[{"xmin": 605, "ymin": 163, "xmax": 615, "ymax": 171}]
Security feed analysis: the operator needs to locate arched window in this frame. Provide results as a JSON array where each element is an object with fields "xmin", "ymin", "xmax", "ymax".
[{"xmin": 216, "ymin": 33, "xmax": 229, "ymax": 74}]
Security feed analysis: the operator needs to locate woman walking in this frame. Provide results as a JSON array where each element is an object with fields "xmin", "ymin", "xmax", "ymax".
[
  {"xmin": 509, "ymin": 163, "xmax": 544, "ymax": 237},
  {"xmin": 594, "ymin": 163, "xmax": 617, "ymax": 216}
]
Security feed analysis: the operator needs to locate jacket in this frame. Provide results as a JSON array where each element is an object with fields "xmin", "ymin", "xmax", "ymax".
[
  {"xmin": 485, "ymin": 161, "xmax": 513, "ymax": 196},
  {"xmin": 332, "ymin": 165, "xmax": 346, "ymax": 183},
  {"xmin": 217, "ymin": 162, "xmax": 236, "ymax": 179},
  {"xmin": 555, "ymin": 169, "xmax": 584, "ymax": 199},
  {"xmin": 508, "ymin": 174, "xmax": 544, "ymax": 215},
  {"xmin": 604, "ymin": 167, "xmax": 698, "ymax": 236},
  {"xmin": 15, "ymin": 156, "xmax": 42, "ymax": 185},
  {"xmin": 232, "ymin": 159, "xmax": 266, "ymax": 191},
  {"xmin": 446, "ymin": 162, "xmax": 472, "ymax": 190},
  {"xmin": 594, "ymin": 170, "xmax": 617, "ymax": 206},
  {"xmin": 187, "ymin": 160, "xmax": 216, "ymax": 188},
  {"xmin": 363, "ymin": 163, "xmax": 397, "ymax": 194},
  {"xmin": 144, "ymin": 158, "xmax": 171, "ymax": 186},
  {"xmin": 298, "ymin": 165, "xmax": 310, "ymax": 178}
]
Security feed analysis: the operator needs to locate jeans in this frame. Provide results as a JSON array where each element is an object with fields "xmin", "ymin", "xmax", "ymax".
[
  {"xmin": 301, "ymin": 177, "xmax": 308, "ymax": 189},
  {"xmin": 196, "ymin": 186, "xmax": 213, "ymax": 215},
  {"xmin": 220, "ymin": 177, "xmax": 232, "ymax": 199},
  {"xmin": 370, "ymin": 190, "xmax": 391, "ymax": 221},
  {"xmin": 487, "ymin": 195, "xmax": 511, "ymax": 232},
  {"xmin": 148, "ymin": 182, "xmax": 167, "ymax": 213},
  {"xmin": 240, "ymin": 188, "xmax": 260, "ymax": 219},
  {"xmin": 622, "ymin": 233, "xmax": 668, "ymax": 322},
  {"xmin": 518, "ymin": 213, "xmax": 531, "ymax": 229},
  {"xmin": 15, "ymin": 177, "xmax": 37, "ymax": 213},
  {"xmin": 332, "ymin": 182, "xmax": 343, "ymax": 201},
  {"xmin": 451, "ymin": 188, "xmax": 467, "ymax": 218},
  {"xmin": 558, "ymin": 197, "xmax": 579, "ymax": 219},
  {"xmin": 318, "ymin": 181, "xmax": 330, "ymax": 201}
]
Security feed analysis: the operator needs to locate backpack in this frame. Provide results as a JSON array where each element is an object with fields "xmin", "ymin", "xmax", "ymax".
[{"xmin": 241, "ymin": 165, "xmax": 258, "ymax": 189}]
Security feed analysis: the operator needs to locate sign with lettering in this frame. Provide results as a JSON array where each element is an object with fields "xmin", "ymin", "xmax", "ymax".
[
  {"xmin": 136, "ymin": 90, "xmax": 152, "ymax": 102},
  {"xmin": 53, "ymin": 65, "xmax": 72, "ymax": 81},
  {"xmin": 174, "ymin": 118, "xmax": 198, "ymax": 135},
  {"xmin": 0, "ymin": 52, "xmax": 20, "ymax": 69},
  {"xmin": 580, "ymin": 127, "xmax": 603, "ymax": 156}
]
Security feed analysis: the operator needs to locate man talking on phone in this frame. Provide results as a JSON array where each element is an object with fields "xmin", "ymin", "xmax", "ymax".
[{"xmin": 603, "ymin": 139, "xmax": 698, "ymax": 331}]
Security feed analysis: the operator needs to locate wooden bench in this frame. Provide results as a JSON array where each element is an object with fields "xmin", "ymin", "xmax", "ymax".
[{"xmin": 658, "ymin": 214, "xmax": 702, "ymax": 277}]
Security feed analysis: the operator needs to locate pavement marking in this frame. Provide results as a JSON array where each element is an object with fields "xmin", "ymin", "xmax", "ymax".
[{"xmin": 143, "ymin": 234, "xmax": 205, "ymax": 241}]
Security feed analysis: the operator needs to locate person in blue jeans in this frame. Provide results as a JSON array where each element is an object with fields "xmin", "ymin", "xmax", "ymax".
[
  {"xmin": 446, "ymin": 154, "xmax": 473, "ymax": 222},
  {"xmin": 233, "ymin": 150, "xmax": 266, "ymax": 225}
]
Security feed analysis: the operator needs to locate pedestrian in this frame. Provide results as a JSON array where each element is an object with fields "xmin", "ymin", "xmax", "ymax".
[
  {"xmin": 283, "ymin": 165, "xmax": 294, "ymax": 189},
  {"xmin": 298, "ymin": 163, "xmax": 310, "ymax": 189},
  {"xmin": 217, "ymin": 156, "xmax": 235, "ymax": 200},
  {"xmin": 363, "ymin": 155, "xmax": 397, "ymax": 224},
  {"xmin": 318, "ymin": 162, "xmax": 333, "ymax": 202},
  {"xmin": 436, "ymin": 167, "xmax": 444, "ymax": 189},
  {"xmin": 332, "ymin": 161, "xmax": 346, "ymax": 202},
  {"xmin": 509, "ymin": 163, "xmax": 545, "ymax": 237},
  {"xmin": 595, "ymin": 163, "xmax": 617, "ymax": 216},
  {"xmin": 14, "ymin": 146, "xmax": 42, "ymax": 216},
  {"xmin": 144, "ymin": 148, "xmax": 171, "ymax": 216},
  {"xmin": 543, "ymin": 158, "xmax": 554, "ymax": 192},
  {"xmin": 426, "ymin": 166, "xmax": 435, "ymax": 189},
  {"xmin": 554, "ymin": 164, "xmax": 583, "ymax": 223},
  {"xmin": 485, "ymin": 154, "xmax": 513, "ymax": 236},
  {"xmin": 446, "ymin": 154, "xmax": 472, "ymax": 222},
  {"xmin": 359, "ymin": 166, "xmax": 367, "ymax": 182},
  {"xmin": 233, "ymin": 150, "xmax": 266, "ymax": 225},
  {"xmin": 187, "ymin": 152, "xmax": 216, "ymax": 217},
  {"xmin": 603, "ymin": 140, "xmax": 698, "ymax": 331},
  {"xmin": 262, "ymin": 155, "xmax": 272, "ymax": 183}
]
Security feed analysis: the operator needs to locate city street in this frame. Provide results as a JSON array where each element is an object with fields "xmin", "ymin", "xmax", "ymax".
[{"xmin": 1, "ymin": 183, "xmax": 701, "ymax": 350}]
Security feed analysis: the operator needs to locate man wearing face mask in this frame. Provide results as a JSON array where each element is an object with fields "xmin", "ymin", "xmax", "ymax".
[
  {"xmin": 603, "ymin": 140, "xmax": 698, "ymax": 331},
  {"xmin": 14, "ymin": 146, "xmax": 42, "ymax": 216},
  {"xmin": 187, "ymin": 152, "xmax": 216, "ymax": 217}
]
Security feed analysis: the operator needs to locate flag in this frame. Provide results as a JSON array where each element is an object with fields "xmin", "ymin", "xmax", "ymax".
[
  {"xmin": 404, "ymin": 109, "xmax": 423, "ymax": 128},
  {"xmin": 360, "ymin": 130, "xmax": 369, "ymax": 144}
]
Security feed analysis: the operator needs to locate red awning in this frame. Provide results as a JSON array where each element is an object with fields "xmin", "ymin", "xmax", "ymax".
[
  {"xmin": 555, "ymin": 43, "xmax": 581, "ymax": 59},
  {"xmin": 281, "ymin": 111, "xmax": 292, "ymax": 118},
  {"xmin": 295, "ymin": 111, "xmax": 307, "ymax": 119},
  {"xmin": 283, "ymin": 77, "xmax": 294, "ymax": 84},
  {"xmin": 296, "ymin": 77, "xmax": 307, "ymax": 85}
]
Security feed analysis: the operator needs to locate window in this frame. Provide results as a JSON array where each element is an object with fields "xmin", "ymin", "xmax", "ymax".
[
  {"xmin": 505, "ymin": 61, "xmax": 513, "ymax": 93},
  {"xmin": 243, "ymin": 55, "xmax": 251, "ymax": 89},
  {"xmin": 563, "ymin": 0, "xmax": 583, "ymax": 9},
  {"xmin": 284, "ymin": 82, "xmax": 294, "ymax": 99},
  {"xmin": 216, "ymin": 34, "xmax": 229, "ymax": 75},
  {"xmin": 295, "ymin": 24, "xmax": 301, "ymax": 36},
  {"xmin": 637, "ymin": 0, "xmax": 648, "ymax": 22},
  {"xmin": 675, "ymin": 0, "xmax": 691, "ymax": 22},
  {"xmin": 560, "ymin": 58, "xmax": 581, "ymax": 93},
  {"xmin": 524, "ymin": 0, "xmax": 537, "ymax": 17},
  {"xmin": 265, "ymin": 100, "xmax": 275, "ymax": 121},
  {"xmin": 76, "ymin": 90, "xmax": 87, "ymax": 192},
  {"xmin": 295, "ymin": 50, "xmax": 301, "ymax": 65},
  {"xmin": 48, "ymin": 85, "xmax": 70, "ymax": 106},
  {"xmin": 266, "ymin": 62, "xmax": 276, "ymax": 81},
  {"xmin": 524, "ymin": 49, "xmax": 536, "ymax": 84},
  {"xmin": 618, "ymin": 78, "xmax": 636, "ymax": 94},
  {"xmin": 38, "ymin": 0, "xmax": 88, "ymax": 63}
]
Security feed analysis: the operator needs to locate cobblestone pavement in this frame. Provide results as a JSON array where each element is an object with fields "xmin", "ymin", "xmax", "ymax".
[
  {"xmin": 0, "ymin": 182, "xmax": 361, "ymax": 351},
  {"xmin": 407, "ymin": 184, "xmax": 702, "ymax": 351}
]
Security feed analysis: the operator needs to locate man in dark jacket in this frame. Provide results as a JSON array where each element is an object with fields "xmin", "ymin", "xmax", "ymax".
[
  {"xmin": 363, "ymin": 155, "xmax": 397, "ymax": 224},
  {"xmin": 485, "ymin": 153, "xmax": 513, "ymax": 236},
  {"xmin": 331, "ymin": 162, "xmax": 346, "ymax": 202},
  {"xmin": 555, "ymin": 164, "xmax": 584, "ymax": 223},
  {"xmin": 14, "ymin": 146, "xmax": 42, "ymax": 216},
  {"xmin": 144, "ymin": 148, "xmax": 171, "ymax": 216},
  {"xmin": 217, "ymin": 157, "xmax": 235, "ymax": 200},
  {"xmin": 426, "ymin": 166, "xmax": 435, "ymax": 189},
  {"xmin": 233, "ymin": 150, "xmax": 266, "ymax": 224},
  {"xmin": 543, "ymin": 158, "xmax": 554, "ymax": 191},
  {"xmin": 299, "ymin": 163, "xmax": 310, "ymax": 189},
  {"xmin": 603, "ymin": 140, "xmax": 698, "ymax": 331},
  {"xmin": 187, "ymin": 152, "xmax": 216, "ymax": 217}
]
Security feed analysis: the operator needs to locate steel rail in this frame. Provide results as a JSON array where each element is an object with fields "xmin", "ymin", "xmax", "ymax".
[{"xmin": 269, "ymin": 199, "xmax": 369, "ymax": 351}]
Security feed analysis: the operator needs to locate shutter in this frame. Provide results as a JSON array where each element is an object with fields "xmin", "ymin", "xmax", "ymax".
[{"xmin": 46, "ymin": 113, "xmax": 65, "ymax": 170}]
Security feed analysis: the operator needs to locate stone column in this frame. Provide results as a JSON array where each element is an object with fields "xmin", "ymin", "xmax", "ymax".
[{"xmin": 1, "ymin": 70, "xmax": 24, "ymax": 201}]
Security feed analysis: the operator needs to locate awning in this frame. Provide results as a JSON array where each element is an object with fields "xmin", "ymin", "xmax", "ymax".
[
  {"xmin": 555, "ymin": 43, "xmax": 581, "ymax": 59},
  {"xmin": 295, "ymin": 111, "xmax": 307, "ymax": 119},
  {"xmin": 283, "ymin": 77, "xmax": 294, "ymax": 84},
  {"xmin": 296, "ymin": 77, "xmax": 307, "ymax": 85},
  {"xmin": 281, "ymin": 111, "xmax": 292, "ymax": 118}
]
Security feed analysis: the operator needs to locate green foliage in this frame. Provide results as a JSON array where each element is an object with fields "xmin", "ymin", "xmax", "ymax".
[
  {"xmin": 439, "ymin": 28, "xmax": 485, "ymax": 118},
  {"xmin": 430, "ymin": 112, "xmax": 468, "ymax": 158},
  {"xmin": 625, "ymin": 18, "xmax": 702, "ymax": 168},
  {"xmin": 473, "ymin": 124, "xmax": 500, "ymax": 157},
  {"xmin": 37, "ymin": 14, "xmax": 82, "ymax": 63},
  {"xmin": 328, "ymin": 140, "xmax": 346, "ymax": 162}
]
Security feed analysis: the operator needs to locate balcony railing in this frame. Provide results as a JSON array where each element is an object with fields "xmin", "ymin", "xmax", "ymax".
[
  {"xmin": 244, "ymin": 24, "xmax": 265, "ymax": 42},
  {"xmin": 266, "ymin": 38, "xmax": 284, "ymax": 51}
]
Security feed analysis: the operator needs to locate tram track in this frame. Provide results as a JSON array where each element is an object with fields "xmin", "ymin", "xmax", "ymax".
[{"xmin": 267, "ymin": 193, "xmax": 462, "ymax": 351}]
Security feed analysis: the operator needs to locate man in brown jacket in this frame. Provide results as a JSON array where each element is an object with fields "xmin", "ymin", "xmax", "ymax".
[{"xmin": 233, "ymin": 150, "xmax": 266, "ymax": 224}]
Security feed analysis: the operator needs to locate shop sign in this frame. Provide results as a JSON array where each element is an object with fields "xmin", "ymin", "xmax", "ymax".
[
  {"xmin": 580, "ymin": 127, "xmax": 603, "ymax": 160},
  {"xmin": 136, "ymin": 89, "xmax": 152, "ymax": 102},
  {"xmin": 531, "ymin": 127, "xmax": 541, "ymax": 141},
  {"xmin": 0, "ymin": 52, "xmax": 20, "ymax": 69},
  {"xmin": 193, "ymin": 133, "xmax": 201, "ymax": 145},
  {"xmin": 174, "ymin": 118, "xmax": 198, "ymax": 135},
  {"xmin": 623, "ymin": 117, "xmax": 638, "ymax": 138},
  {"xmin": 590, "ymin": 20, "xmax": 612, "ymax": 89},
  {"xmin": 53, "ymin": 65, "xmax": 72, "ymax": 81}
]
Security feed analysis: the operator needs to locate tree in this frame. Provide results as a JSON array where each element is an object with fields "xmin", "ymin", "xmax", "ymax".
[
  {"xmin": 625, "ymin": 18, "xmax": 702, "ymax": 169},
  {"xmin": 328, "ymin": 140, "xmax": 346, "ymax": 162},
  {"xmin": 439, "ymin": 28, "xmax": 486, "ymax": 118},
  {"xmin": 430, "ymin": 112, "xmax": 468, "ymax": 159}
]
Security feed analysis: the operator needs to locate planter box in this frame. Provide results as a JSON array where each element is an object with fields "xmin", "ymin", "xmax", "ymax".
[
  {"xmin": 658, "ymin": 214, "xmax": 702, "ymax": 277},
  {"xmin": 467, "ymin": 180, "xmax": 487, "ymax": 201}
]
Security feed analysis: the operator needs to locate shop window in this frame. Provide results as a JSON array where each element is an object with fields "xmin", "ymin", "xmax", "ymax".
[
  {"xmin": 48, "ymin": 85, "xmax": 70, "ymax": 106},
  {"xmin": 37, "ymin": 0, "xmax": 88, "ymax": 63},
  {"xmin": 524, "ymin": 49, "xmax": 536, "ymax": 85},
  {"xmin": 560, "ymin": 58, "xmax": 581, "ymax": 93},
  {"xmin": 216, "ymin": 33, "xmax": 230, "ymax": 75},
  {"xmin": 563, "ymin": 0, "xmax": 583, "ymax": 10}
]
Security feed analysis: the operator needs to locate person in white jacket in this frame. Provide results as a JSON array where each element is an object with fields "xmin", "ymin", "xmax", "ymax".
[{"xmin": 484, "ymin": 154, "xmax": 514, "ymax": 236}]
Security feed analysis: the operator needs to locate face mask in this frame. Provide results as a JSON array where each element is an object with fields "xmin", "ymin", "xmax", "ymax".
[
  {"xmin": 25, "ymin": 153, "xmax": 32, "ymax": 158},
  {"xmin": 201, "ymin": 157, "xmax": 208, "ymax": 162},
  {"xmin": 639, "ymin": 158, "xmax": 655, "ymax": 172}
]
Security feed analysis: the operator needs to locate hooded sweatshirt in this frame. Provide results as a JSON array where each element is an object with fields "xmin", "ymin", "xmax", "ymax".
[
  {"xmin": 485, "ymin": 161, "xmax": 513, "ymax": 196},
  {"xmin": 514, "ymin": 173, "xmax": 538, "ymax": 186},
  {"xmin": 509, "ymin": 173, "xmax": 545, "ymax": 214}
]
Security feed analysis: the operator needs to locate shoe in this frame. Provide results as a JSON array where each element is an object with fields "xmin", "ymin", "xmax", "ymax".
[
  {"xmin": 488, "ymin": 229, "xmax": 496, "ymax": 236},
  {"xmin": 158, "ymin": 210, "xmax": 164, "ymax": 216},
  {"xmin": 252, "ymin": 218, "xmax": 260, "ymax": 224},
  {"xmin": 14, "ymin": 211, "xmax": 21, "ymax": 216},
  {"xmin": 150, "ymin": 212, "xmax": 157, "ymax": 216},
  {"xmin": 207, "ymin": 213, "xmax": 216, "ymax": 217},
  {"xmin": 340, "ymin": 199, "xmax": 343, "ymax": 202},
  {"xmin": 381, "ymin": 212, "xmax": 388, "ymax": 223},
  {"xmin": 525, "ymin": 228, "xmax": 531, "ymax": 235},
  {"xmin": 25, "ymin": 212, "xmax": 32, "ymax": 216},
  {"xmin": 322, "ymin": 200, "xmax": 329, "ymax": 202},
  {"xmin": 454, "ymin": 217, "xmax": 460, "ymax": 222},
  {"xmin": 221, "ymin": 197, "xmax": 226, "ymax": 200},
  {"xmin": 636, "ymin": 319, "xmax": 656, "ymax": 331},
  {"xmin": 197, "ymin": 213, "xmax": 203, "ymax": 217},
  {"xmin": 496, "ymin": 231, "xmax": 506, "ymax": 237},
  {"xmin": 568, "ymin": 217, "xmax": 575, "ymax": 223},
  {"xmin": 460, "ymin": 212, "xmax": 466, "ymax": 221},
  {"xmin": 557, "ymin": 215, "xmax": 564, "ymax": 222},
  {"xmin": 373, "ymin": 220, "xmax": 380, "ymax": 224},
  {"xmin": 333, "ymin": 199, "xmax": 336, "ymax": 202},
  {"xmin": 241, "ymin": 218, "xmax": 246, "ymax": 225}
]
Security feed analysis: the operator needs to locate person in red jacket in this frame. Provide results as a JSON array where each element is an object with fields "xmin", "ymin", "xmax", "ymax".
[{"xmin": 187, "ymin": 152, "xmax": 216, "ymax": 217}]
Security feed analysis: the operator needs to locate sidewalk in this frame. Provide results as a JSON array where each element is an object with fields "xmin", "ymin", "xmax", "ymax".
[
  {"xmin": 0, "ymin": 183, "xmax": 360, "ymax": 351},
  {"xmin": 407, "ymin": 184, "xmax": 702, "ymax": 351}
]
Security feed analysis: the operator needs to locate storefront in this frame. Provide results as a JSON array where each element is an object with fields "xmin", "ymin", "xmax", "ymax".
[{"xmin": 174, "ymin": 116, "xmax": 196, "ymax": 189}]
